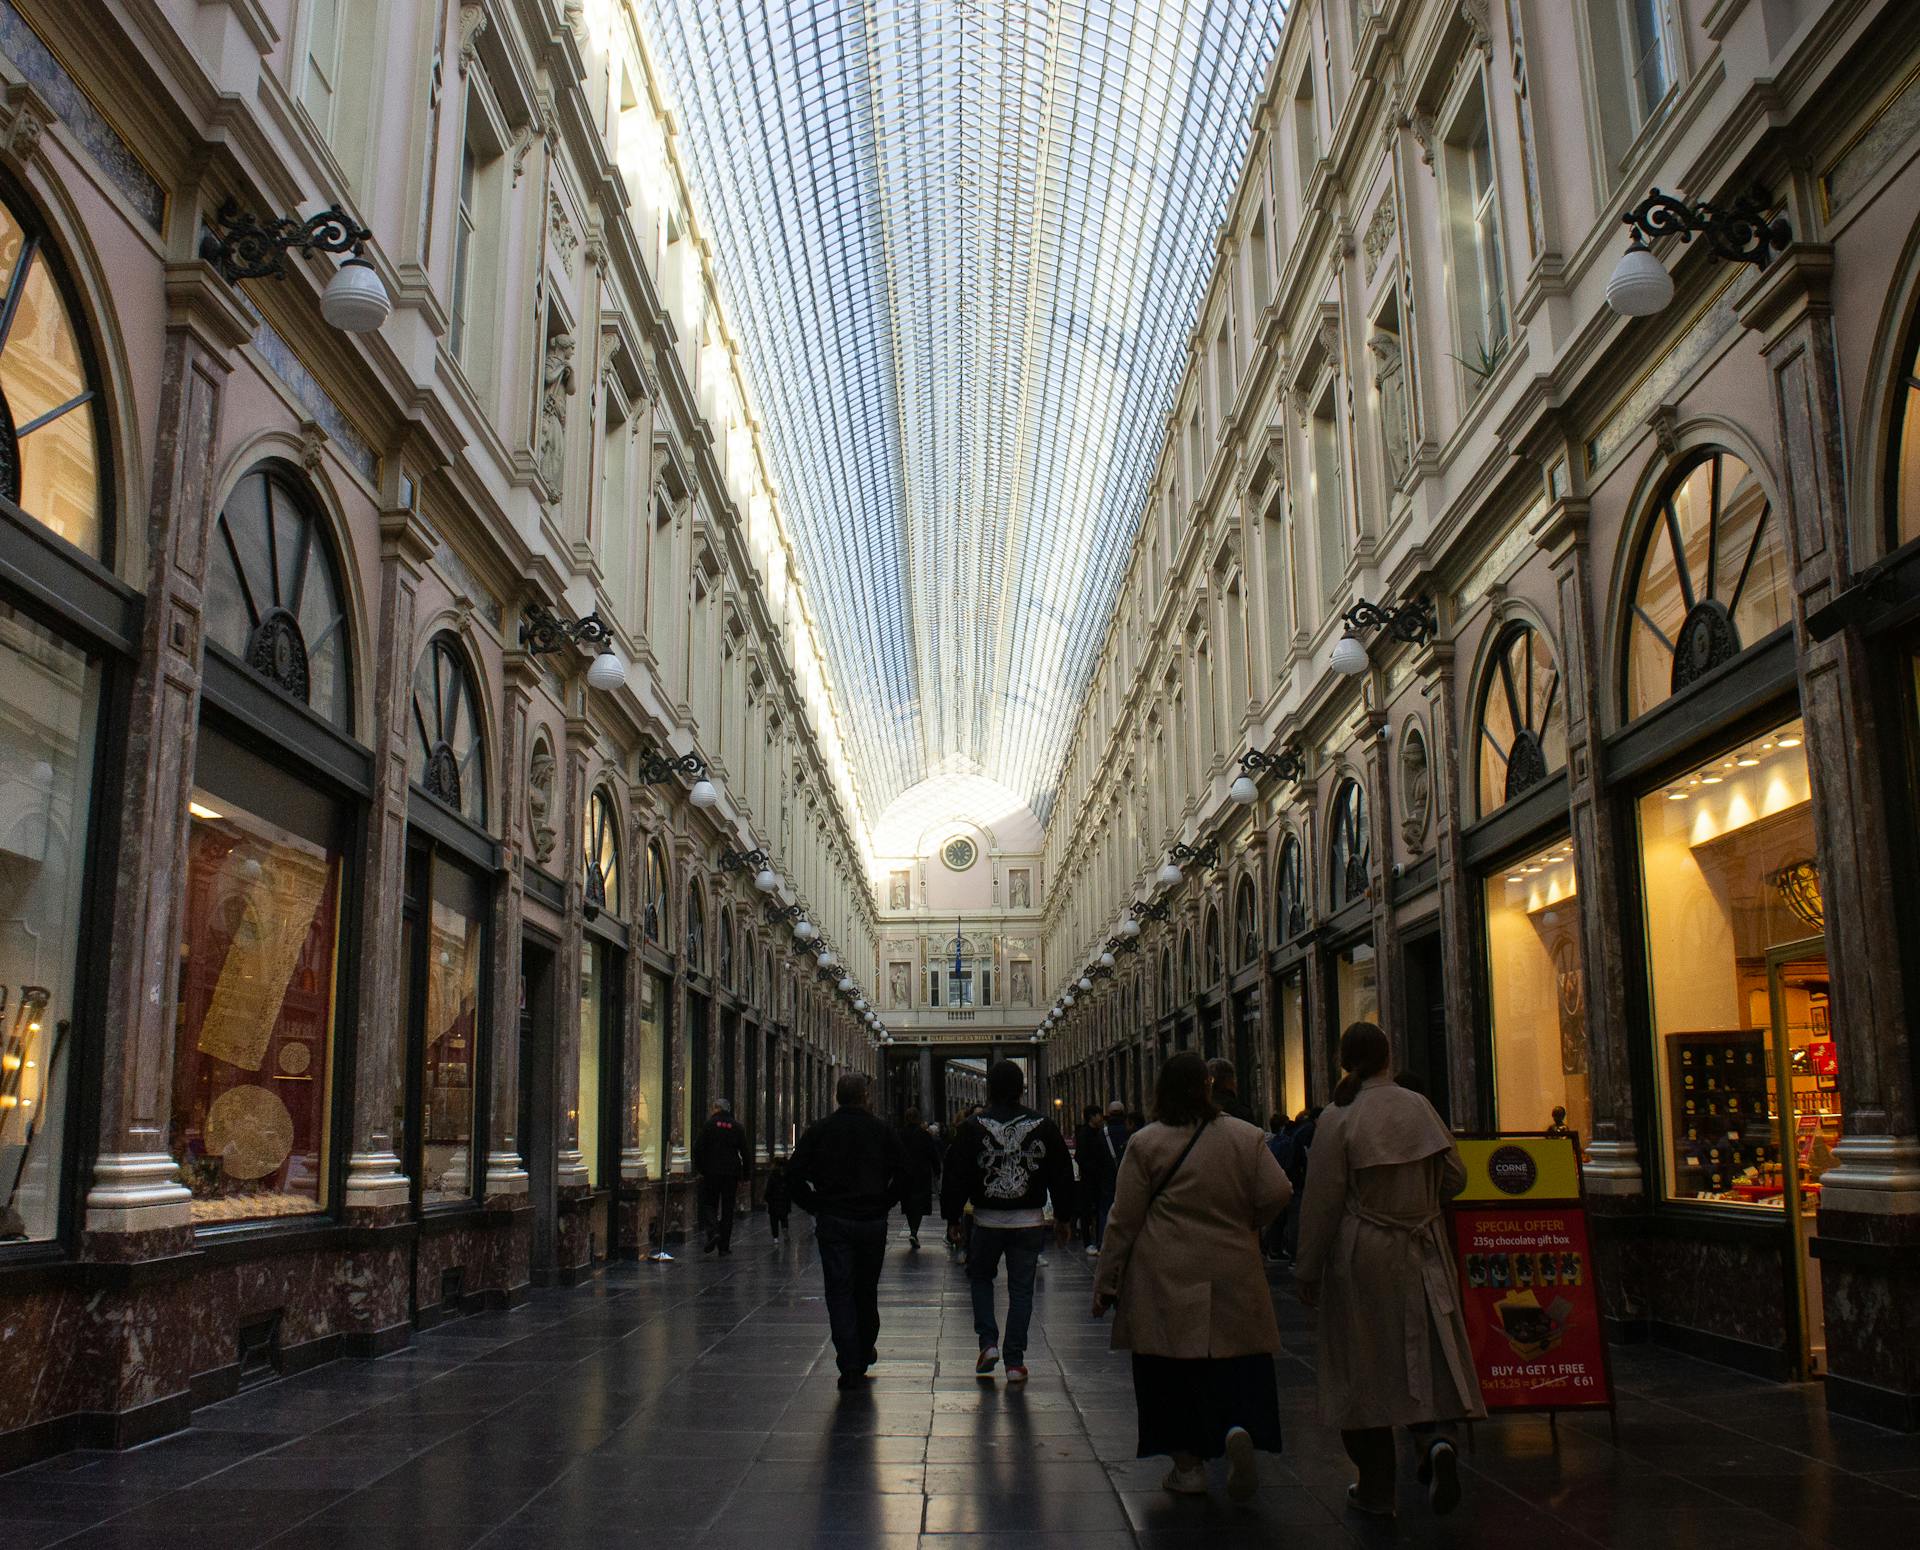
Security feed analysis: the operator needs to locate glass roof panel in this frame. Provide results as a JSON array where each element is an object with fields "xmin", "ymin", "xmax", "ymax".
[{"xmin": 639, "ymin": 0, "xmax": 1289, "ymax": 821}]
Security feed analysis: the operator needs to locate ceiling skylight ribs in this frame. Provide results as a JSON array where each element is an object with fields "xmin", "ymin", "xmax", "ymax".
[{"xmin": 639, "ymin": 0, "xmax": 1286, "ymax": 824}]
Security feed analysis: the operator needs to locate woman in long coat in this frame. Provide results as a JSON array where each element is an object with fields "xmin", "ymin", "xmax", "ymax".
[
  {"xmin": 1294, "ymin": 1022, "xmax": 1485, "ymax": 1518},
  {"xmin": 1093, "ymin": 1052, "xmax": 1291, "ymax": 1500},
  {"xmin": 896, "ymin": 1107, "xmax": 941, "ymax": 1249}
]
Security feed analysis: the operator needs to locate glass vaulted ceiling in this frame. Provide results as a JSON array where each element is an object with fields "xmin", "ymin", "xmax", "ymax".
[{"xmin": 640, "ymin": 1, "xmax": 1289, "ymax": 822}]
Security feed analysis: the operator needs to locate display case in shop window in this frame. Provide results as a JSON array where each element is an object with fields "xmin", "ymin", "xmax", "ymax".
[{"xmin": 1667, "ymin": 1029, "xmax": 1775, "ymax": 1199}]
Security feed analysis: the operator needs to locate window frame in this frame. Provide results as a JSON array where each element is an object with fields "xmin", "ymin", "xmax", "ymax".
[
  {"xmin": 1476, "ymin": 620, "xmax": 1566, "ymax": 818},
  {"xmin": 1328, "ymin": 778, "xmax": 1372, "ymax": 914}
]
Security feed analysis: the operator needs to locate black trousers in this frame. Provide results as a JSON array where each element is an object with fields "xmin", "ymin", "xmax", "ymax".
[
  {"xmin": 699, "ymin": 1176, "xmax": 739, "ymax": 1249},
  {"xmin": 815, "ymin": 1214, "xmax": 887, "ymax": 1375}
]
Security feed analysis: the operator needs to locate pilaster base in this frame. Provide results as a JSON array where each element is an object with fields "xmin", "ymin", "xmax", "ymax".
[{"xmin": 82, "ymin": 1152, "xmax": 193, "ymax": 1234}]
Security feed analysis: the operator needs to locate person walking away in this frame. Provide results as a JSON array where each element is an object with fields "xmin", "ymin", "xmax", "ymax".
[
  {"xmin": 1280, "ymin": 1106, "xmax": 1319, "ymax": 1258},
  {"xmin": 787, "ymin": 1072, "xmax": 906, "ymax": 1389},
  {"xmin": 764, "ymin": 1157, "xmax": 792, "ymax": 1242},
  {"xmin": 1073, "ymin": 1105, "xmax": 1110, "ymax": 1252},
  {"xmin": 1094, "ymin": 1100, "xmax": 1130, "ymax": 1248},
  {"xmin": 692, "ymin": 1098, "xmax": 750, "ymax": 1254},
  {"xmin": 1263, "ymin": 1116, "xmax": 1298, "ymax": 1261},
  {"xmin": 1093, "ymin": 1052, "xmax": 1290, "ymax": 1501},
  {"xmin": 1206, "ymin": 1058, "xmax": 1257, "ymax": 1125},
  {"xmin": 1293, "ymin": 1022, "xmax": 1485, "ymax": 1518},
  {"xmin": 941, "ymin": 1060, "xmax": 1075, "ymax": 1383},
  {"xmin": 897, "ymin": 1106, "xmax": 941, "ymax": 1249}
]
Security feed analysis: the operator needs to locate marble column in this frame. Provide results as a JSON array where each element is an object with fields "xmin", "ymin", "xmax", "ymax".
[
  {"xmin": 1358, "ymin": 705, "xmax": 1402, "ymax": 1060},
  {"xmin": 554, "ymin": 723, "xmax": 593, "ymax": 1191},
  {"xmin": 483, "ymin": 655, "xmax": 536, "ymax": 1199},
  {"xmin": 84, "ymin": 264, "xmax": 252, "ymax": 1240},
  {"xmin": 1740, "ymin": 247, "xmax": 1920, "ymax": 1423},
  {"xmin": 342, "ymin": 499, "xmax": 439, "ymax": 1212},
  {"xmin": 1416, "ymin": 637, "xmax": 1487, "ymax": 1131},
  {"xmin": 1537, "ymin": 497, "xmax": 1642, "ymax": 1195}
]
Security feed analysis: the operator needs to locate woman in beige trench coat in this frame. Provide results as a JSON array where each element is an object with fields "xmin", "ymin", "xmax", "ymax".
[
  {"xmin": 1295, "ymin": 1022, "xmax": 1485, "ymax": 1518},
  {"xmin": 1093, "ymin": 1052, "xmax": 1292, "ymax": 1500}
]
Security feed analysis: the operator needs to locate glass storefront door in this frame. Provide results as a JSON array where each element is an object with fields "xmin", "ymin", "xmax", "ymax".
[
  {"xmin": 1766, "ymin": 937, "xmax": 1839, "ymax": 1378},
  {"xmin": 1276, "ymin": 966, "xmax": 1307, "ymax": 1121}
]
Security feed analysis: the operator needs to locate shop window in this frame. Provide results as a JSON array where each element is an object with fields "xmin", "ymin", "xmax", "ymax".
[
  {"xmin": 1625, "ymin": 450, "xmax": 1790, "ymax": 721},
  {"xmin": 1477, "ymin": 621, "xmax": 1565, "ymax": 817},
  {"xmin": 579, "ymin": 935, "xmax": 620, "ymax": 1190},
  {"xmin": 410, "ymin": 853, "xmax": 485, "ymax": 1205},
  {"xmin": 0, "ymin": 604, "xmax": 99, "ymax": 1244},
  {"xmin": 718, "ymin": 907, "xmax": 734, "ymax": 987},
  {"xmin": 644, "ymin": 840, "xmax": 668, "ymax": 944},
  {"xmin": 206, "ymin": 466, "xmax": 353, "ymax": 731},
  {"xmin": 410, "ymin": 635, "xmax": 488, "ymax": 827},
  {"xmin": 584, "ymin": 786, "xmax": 619, "ymax": 918},
  {"xmin": 633, "ymin": 967, "xmax": 667, "ymax": 1180},
  {"xmin": 685, "ymin": 882, "xmax": 705, "ymax": 970},
  {"xmin": 1277, "ymin": 967, "xmax": 1307, "ymax": 1120},
  {"xmin": 1637, "ymin": 718, "xmax": 1825, "ymax": 1207},
  {"xmin": 1276, "ymin": 833, "xmax": 1307, "ymax": 941},
  {"xmin": 1179, "ymin": 932, "xmax": 1195, "ymax": 1000},
  {"xmin": 1158, "ymin": 949, "xmax": 1172, "ymax": 1015},
  {"xmin": 742, "ymin": 936, "xmax": 757, "ymax": 1002},
  {"xmin": 0, "ymin": 193, "xmax": 105, "ymax": 555},
  {"xmin": 1204, "ymin": 907, "xmax": 1224, "ymax": 984},
  {"xmin": 175, "ymin": 727, "xmax": 346, "ymax": 1224},
  {"xmin": 1328, "ymin": 777, "xmax": 1371, "ymax": 912},
  {"xmin": 1890, "ymin": 319, "xmax": 1920, "ymax": 551},
  {"xmin": 1235, "ymin": 876, "xmax": 1259, "ymax": 966},
  {"xmin": 1333, "ymin": 939, "xmax": 1380, "ymax": 1036},
  {"xmin": 1485, "ymin": 836, "xmax": 1589, "ymax": 1140}
]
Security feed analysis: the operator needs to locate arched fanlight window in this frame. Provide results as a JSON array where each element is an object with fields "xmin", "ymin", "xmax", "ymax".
[
  {"xmin": 584, "ymin": 787, "xmax": 620, "ymax": 917},
  {"xmin": 1159, "ymin": 949, "xmax": 1172, "ymax": 1014},
  {"xmin": 1328, "ymin": 778, "xmax": 1371, "ymax": 912},
  {"xmin": 1890, "ymin": 317, "xmax": 1920, "ymax": 550},
  {"xmin": 1235, "ymin": 876, "xmax": 1259, "ymax": 966},
  {"xmin": 409, "ymin": 635, "xmax": 486, "ymax": 826},
  {"xmin": 205, "ymin": 465, "xmax": 353, "ymax": 730},
  {"xmin": 1204, "ymin": 907, "xmax": 1223, "ymax": 983},
  {"xmin": 719, "ymin": 907, "xmax": 735, "ymax": 987},
  {"xmin": 685, "ymin": 882, "xmax": 706, "ymax": 970},
  {"xmin": 0, "ymin": 191, "xmax": 106, "ymax": 554},
  {"xmin": 644, "ymin": 840, "xmax": 669, "ymax": 944},
  {"xmin": 1625, "ymin": 450, "xmax": 1789, "ymax": 720},
  {"xmin": 1477, "ymin": 621, "xmax": 1565, "ymax": 817},
  {"xmin": 1276, "ymin": 834, "xmax": 1306, "ymax": 942},
  {"xmin": 1179, "ymin": 931, "xmax": 1195, "ymax": 998}
]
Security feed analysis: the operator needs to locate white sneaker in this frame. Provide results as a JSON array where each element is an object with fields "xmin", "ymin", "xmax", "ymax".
[
  {"xmin": 1225, "ymin": 1425, "xmax": 1257, "ymax": 1501},
  {"xmin": 1085, "ymin": 1244, "xmax": 1100, "ymax": 1256},
  {"xmin": 1162, "ymin": 1463, "xmax": 1208, "ymax": 1495}
]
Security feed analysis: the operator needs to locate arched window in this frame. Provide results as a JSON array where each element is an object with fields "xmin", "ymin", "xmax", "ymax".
[
  {"xmin": 409, "ymin": 635, "xmax": 486, "ymax": 826},
  {"xmin": 1204, "ymin": 907, "xmax": 1223, "ymax": 983},
  {"xmin": 1624, "ymin": 450, "xmax": 1789, "ymax": 720},
  {"xmin": 644, "ymin": 840, "xmax": 669, "ymax": 943},
  {"xmin": 1276, "ymin": 834, "xmax": 1306, "ymax": 942},
  {"xmin": 1159, "ymin": 950, "xmax": 1173, "ymax": 1014},
  {"xmin": 719, "ymin": 907, "xmax": 735, "ymax": 986},
  {"xmin": 1477, "ymin": 621, "xmax": 1564, "ymax": 817},
  {"xmin": 205, "ymin": 466, "xmax": 353, "ymax": 730},
  {"xmin": 1328, "ymin": 778, "xmax": 1371, "ymax": 912},
  {"xmin": 1179, "ymin": 931, "xmax": 1195, "ymax": 999},
  {"xmin": 0, "ymin": 191, "xmax": 106, "ymax": 554},
  {"xmin": 685, "ymin": 882, "xmax": 706, "ymax": 970},
  {"xmin": 584, "ymin": 787, "xmax": 619, "ymax": 917},
  {"xmin": 1890, "ymin": 315, "xmax": 1920, "ymax": 551},
  {"xmin": 1235, "ymin": 876, "xmax": 1259, "ymax": 965}
]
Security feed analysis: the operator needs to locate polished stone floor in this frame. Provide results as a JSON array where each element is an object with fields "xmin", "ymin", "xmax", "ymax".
[{"xmin": 6, "ymin": 1215, "xmax": 1918, "ymax": 1549}]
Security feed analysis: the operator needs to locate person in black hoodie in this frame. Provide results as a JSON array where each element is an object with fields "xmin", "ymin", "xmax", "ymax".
[
  {"xmin": 788, "ymin": 1072, "xmax": 907, "ymax": 1388},
  {"xmin": 692, "ymin": 1098, "xmax": 751, "ymax": 1254},
  {"xmin": 941, "ymin": 1060, "xmax": 1076, "ymax": 1383},
  {"xmin": 896, "ymin": 1108, "xmax": 941, "ymax": 1249},
  {"xmin": 764, "ymin": 1159, "xmax": 792, "ymax": 1242},
  {"xmin": 1073, "ymin": 1105, "xmax": 1109, "ymax": 1249}
]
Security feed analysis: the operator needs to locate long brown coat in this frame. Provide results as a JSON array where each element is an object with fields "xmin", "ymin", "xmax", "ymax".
[
  {"xmin": 1294, "ymin": 1076, "xmax": 1487, "ymax": 1429},
  {"xmin": 1093, "ymin": 1115, "xmax": 1292, "ymax": 1359}
]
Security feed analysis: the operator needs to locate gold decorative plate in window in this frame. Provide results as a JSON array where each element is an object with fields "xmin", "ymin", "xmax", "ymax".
[{"xmin": 941, "ymin": 835, "xmax": 978, "ymax": 871}]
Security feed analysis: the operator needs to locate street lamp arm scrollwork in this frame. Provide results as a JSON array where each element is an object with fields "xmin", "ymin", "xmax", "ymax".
[
  {"xmin": 199, "ymin": 199, "xmax": 374, "ymax": 281},
  {"xmin": 1170, "ymin": 838, "xmax": 1221, "ymax": 871},
  {"xmin": 638, "ymin": 750, "xmax": 706, "ymax": 784},
  {"xmin": 719, "ymin": 846, "xmax": 769, "ymax": 872},
  {"xmin": 521, "ymin": 604, "xmax": 615, "ymax": 655},
  {"xmin": 1621, "ymin": 187, "xmax": 1791, "ymax": 270},
  {"xmin": 1341, "ymin": 594, "xmax": 1437, "ymax": 647}
]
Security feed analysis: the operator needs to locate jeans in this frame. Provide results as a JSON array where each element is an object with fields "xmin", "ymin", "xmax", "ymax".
[
  {"xmin": 698, "ymin": 1176, "xmax": 738, "ymax": 1249},
  {"xmin": 967, "ymin": 1225, "xmax": 1047, "ymax": 1363},
  {"xmin": 815, "ymin": 1214, "xmax": 888, "ymax": 1375}
]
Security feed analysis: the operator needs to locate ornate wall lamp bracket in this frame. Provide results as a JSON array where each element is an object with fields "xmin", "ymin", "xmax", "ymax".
[
  {"xmin": 765, "ymin": 901, "xmax": 805, "ymax": 925},
  {"xmin": 1090, "ymin": 965, "xmax": 1114, "ymax": 981},
  {"xmin": 199, "ymin": 199, "xmax": 374, "ymax": 281},
  {"xmin": 1622, "ymin": 187, "xmax": 1791, "ymax": 269},
  {"xmin": 1104, "ymin": 936, "xmax": 1140, "ymax": 955},
  {"xmin": 1170, "ymin": 838, "xmax": 1222, "ymax": 871},
  {"xmin": 719, "ymin": 846, "xmax": 769, "ymax": 872},
  {"xmin": 1342, "ymin": 594, "xmax": 1437, "ymax": 647},
  {"xmin": 521, "ymin": 603, "xmax": 614, "ymax": 655},
  {"xmin": 638, "ymin": 750, "xmax": 706, "ymax": 784},
  {"xmin": 1131, "ymin": 899, "xmax": 1171, "ymax": 922},
  {"xmin": 1240, "ymin": 745, "xmax": 1305, "ymax": 783}
]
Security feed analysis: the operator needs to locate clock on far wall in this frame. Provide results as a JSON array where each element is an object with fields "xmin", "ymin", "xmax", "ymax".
[{"xmin": 941, "ymin": 835, "xmax": 978, "ymax": 871}]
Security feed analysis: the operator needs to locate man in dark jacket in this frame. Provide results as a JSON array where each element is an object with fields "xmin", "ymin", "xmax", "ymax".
[
  {"xmin": 941, "ymin": 1061, "xmax": 1075, "ymax": 1383},
  {"xmin": 1072, "ymin": 1105, "xmax": 1108, "ymax": 1249},
  {"xmin": 787, "ymin": 1072, "xmax": 907, "ymax": 1388},
  {"xmin": 692, "ymin": 1098, "xmax": 750, "ymax": 1254},
  {"xmin": 1206, "ymin": 1057, "xmax": 1257, "ymax": 1125},
  {"xmin": 896, "ymin": 1108, "xmax": 941, "ymax": 1249}
]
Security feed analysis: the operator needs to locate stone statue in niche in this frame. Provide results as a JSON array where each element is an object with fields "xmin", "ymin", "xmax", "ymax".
[
  {"xmin": 528, "ymin": 745, "xmax": 558, "ymax": 863},
  {"xmin": 537, "ymin": 332, "xmax": 576, "ymax": 497},
  {"xmin": 889, "ymin": 870, "xmax": 910, "ymax": 910},
  {"xmin": 1009, "ymin": 959, "xmax": 1033, "ymax": 1006},
  {"xmin": 1400, "ymin": 723, "xmax": 1432, "ymax": 853},
  {"xmin": 888, "ymin": 962, "xmax": 910, "ymax": 1010},
  {"xmin": 1008, "ymin": 868, "xmax": 1032, "ymax": 910},
  {"xmin": 1370, "ymin": 329, "xmax": 1411, "ymax": 488}
]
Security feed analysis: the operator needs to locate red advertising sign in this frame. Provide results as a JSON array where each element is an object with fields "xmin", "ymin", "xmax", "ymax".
[{"xmin": 1451, "ymin": 1203, "xmax": 1611, "ymax": 1411}]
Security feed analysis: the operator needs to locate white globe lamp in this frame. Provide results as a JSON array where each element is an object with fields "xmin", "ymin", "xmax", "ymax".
[
  {"xmin": 689, "ymin": 778, "xmax": 719, "ymax": 809},
  {"xmin": 586, "ymin": 649, "xmax": 627, "ymax": 691},
  {"xmin": 794, "ymin": 919, "xmax": 816, "ymax": 943},
  {"xmin": 1605, "ymin": 239, "xmax": 1675, "ymax": 318},
  {"xmin": 1330, "ymin": 634, "xmax": 1370, "ymax": 676},
  {"xmin": 1099, "ymin": 952, "xmax": 1115, "ymax": 969},
  {"xmin": 1229, "ymin": 774, "xmax": 1259, "ymax": 805},
  {"xmin": 838, "ymin": 976, "xmax": 854, "ymax": 993},
  {"xmin": 1156, "ymin": 860, "xmax": 1183, "ymax": 889},
  {"xmin": 321, "ymin": 257, "xmax": 391, "ymax": 332},
  {"xmin": 1078, "ymin": 975, "xmax": 1093, "ymax": 992},
  {"xmin": 1118, "ymin": 917, "xmax": 1140, "ymax": 939}
]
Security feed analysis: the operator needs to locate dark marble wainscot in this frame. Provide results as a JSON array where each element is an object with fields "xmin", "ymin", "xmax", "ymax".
[
  {"xmin": 1814, "ymin": 1206, "xmax": 1920, "ymax": 1428},
  {"xmin": 411, "ymin": 1203, "xmax": 530, "ymax": 1326}
]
